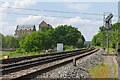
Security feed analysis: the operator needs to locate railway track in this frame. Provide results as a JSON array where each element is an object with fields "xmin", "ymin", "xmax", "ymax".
[
  {"xmin": 1, "ymin": 48, "xmax": 99, "ymax": 80},
  {"xmin": 0, "ymin": 49, "xmax": 87, "ymax": 64}
]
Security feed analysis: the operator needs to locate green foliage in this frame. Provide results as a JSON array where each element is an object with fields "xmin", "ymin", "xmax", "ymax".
[
  {"xmin": 2, "ymin": 35, "xmax": 18, "ymax": 48},
  {"xmin": 16, "ymin": 48, "xmax": 26, "ymax": 53},
  {"xmin": 84, "ymin": 43, "xmax": 91, "ymax": 48},
  {"xmin": 0, "ymin": 33, "xmax": 3, "ymax": 48},
  {"xmin": 100, "ymin": 62, "xmax": 105, "ymax": 66},
  {"xmin": 41, "ymin": 27, "xmax": 55, "ymax": 49},
  {"xmin": 92, "ymin": 22, "xmax": 120, "ymax": 55},
  {"xmin": 0, "ymin": 51, "xmax": 52, "ymax": 59},
  {"xmin": 76, "ymin": 38, "xmax": 84, "ymax": 48},
  {"xmin": 53, "ymin": 25, "xmax": 84, "ymax": 47},
  {"xmin": 63, "ymin": 45, "xmax": 74, "ymax": 50},
  {"xmin": 19, "ymin": 31, "xmax": 47, "ymax": 52},
  {"xmin": 92, "ymin": 26, "xmax": 107, "ymax": 48},
  {"xmin": 92, "ymin": 22, "xmax": 120, "ymax": 54},
  {"xmin": 1, "ymin": 33, "xmax": 27, "ymax": 49},
  {"xmin": 1, "ymin": 25, "xmax": 85, "ymax": 53},
  {"xmin": 63, "ymin": 45, "xmax": 78, "ymax": 51}
]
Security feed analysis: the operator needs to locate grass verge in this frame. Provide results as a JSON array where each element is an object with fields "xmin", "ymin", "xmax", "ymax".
[
  {"xmin": 0, "ymin": 51, "xmax": 52, "ymax": 59},
  {"xmin": 113, "ymin": 63, "xmax": 118, "ymax": 78},
  {"xmin": 89, "ymin": 62, "xmax": 110, "ymax": 78},
  {"xmin": 0, "ymin": 48, "xmax": 81, "ymax": 59},
  {"xmin": 64, "ymin": 48, "xmax": 79, "ymax": 52}
]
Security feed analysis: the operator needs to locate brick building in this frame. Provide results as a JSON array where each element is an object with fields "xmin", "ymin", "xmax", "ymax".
[
  {"xmin": 39, "ymin": 21, "xmax": 52, "ymax": 30},
  {"xmin": 14, "ymin": 25, "xmax": 36, "ymax": 37},
  {"xmin": 14, "ymin": 21, "xmax": 52, "ymax": 37}
]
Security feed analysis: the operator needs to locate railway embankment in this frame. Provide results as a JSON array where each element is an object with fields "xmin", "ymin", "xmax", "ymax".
[{"xmin": 35, "ymin": 48, "xmax": 104, "ymax": 79}]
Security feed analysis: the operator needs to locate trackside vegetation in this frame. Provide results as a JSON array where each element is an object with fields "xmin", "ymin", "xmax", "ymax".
[
  {"xmin": 89, "ymin": 62, "xmax": 110, "ymax": 78},
  {"xmin": 0, "ymin": 25, "xmax": 85, "ymax": 55},
  {"xmin": 92, "ymin": 22, "xmax": 120, "ymax": 55}
]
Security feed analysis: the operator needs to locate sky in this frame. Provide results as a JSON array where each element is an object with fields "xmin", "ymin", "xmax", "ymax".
[{"xmin": 0, "ymin": 0, "xmax": 119, "ymax": 41}]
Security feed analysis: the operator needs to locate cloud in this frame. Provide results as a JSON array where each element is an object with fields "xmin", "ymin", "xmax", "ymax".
[
  {"xmin": 17, "ymin": 15, "xmax": 102, "ymax": 40},
  {"xmin": 0, "ymin": 0, "xmax": 36, "ymax": 10},
  {"xmin": 0, "ymin": 1, "xmax": 10, "ymax": 11},
  {"xmin": 0, "ymin": 21, "xmax": 16, "ymax": 36},
  {"xmin": 0, "ymin": 0, "xmax": 37, "ymax": 36},
  {"xmin": 12, "ymin": 0, "xmax": 36, "ymax": 8},
  {"xmin": 1, "ymin": 1, "xmax": 10, "ymax": 8},
  {"xmin": 66, "ymin": 3, "xmax": 91, "ymax": 11},
  {"xmin": 0, "ymin": 0, "xmax": 37, "ymax": 21},
  {"xmin": 17, "ymin": 15, "xmax": 42, "ymax": 24}
]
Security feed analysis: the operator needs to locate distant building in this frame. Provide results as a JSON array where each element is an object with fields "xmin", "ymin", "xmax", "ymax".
[
  {"xmin": 14, "ymin": 21, "xmax": 52, "ymax": 37},
  {"xmin": 14, "ymin": 25, "xmax": 36, "ymax": 37},
  {"xmin": 118, "ymin": 1, "xmax": 120, "ymax": 22},
  {"xmin": 39, "ymin": 21, "xmax": 52, "ymax": 30}
]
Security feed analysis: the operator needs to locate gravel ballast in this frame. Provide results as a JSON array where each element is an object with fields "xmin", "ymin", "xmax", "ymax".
[{"xmin": 34, "ymin": 48, "xmax": 104, "ymax": 79}]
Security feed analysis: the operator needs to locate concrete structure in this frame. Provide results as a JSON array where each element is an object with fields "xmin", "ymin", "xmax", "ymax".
[
  {"xmin": 57, "ymin": 43, "xmax": 63, "ymax": 52},
  {"xmin": 118, "ymin": 1, "xmax": 120, "ymax": 22},
  {"xmin": 14, "ymin": 25, "xmax": 36, "ymax": 37},
  {"xmin": 39, "ymin": 21, "xmax": 52, "ymax": 30}
]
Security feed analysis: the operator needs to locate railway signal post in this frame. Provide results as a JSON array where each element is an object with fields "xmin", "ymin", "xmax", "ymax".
[{"xmin": 104, "ymin": 14, "xmax": 113, "ymax": 54}]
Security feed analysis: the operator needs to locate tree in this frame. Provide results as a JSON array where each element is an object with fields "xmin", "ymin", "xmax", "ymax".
[
  {"xmin": 16, "ymin": 34, "xmax": 28, "ymax": 48},
  {"xmin": 4, "ymin": 35, "xmax": 18, "ymax": 48},
  {"xmin": 40, "ymin": 27, "xmax": 55, "ymax": 49},
  {"xmin": 76, "ymin": 35, "xmax": 85, "ymax": 48},
  {"xmin": 0, "ymin": 33, "xmax": 3, "ymax": 49},
  {"xmin": 92, "ymin": 22, "xmax": 120, "ymax": 51},
  {"xmin": 18, "ymin": 25, "xmax": 85, "ymax": 52},
  {"xmin": 19, "ymin": 30, "xmax": 54, "ymax": 52},
  {"xmin": 53, "ymin": 25, "xmax": 83, "ymax": 47}
]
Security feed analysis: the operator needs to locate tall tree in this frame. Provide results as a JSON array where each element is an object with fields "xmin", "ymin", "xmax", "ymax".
[
  {"xmin": 92, "ymin": 22, "xmax": 120, "ymax": 50},
  {"xmin": 53, "ymin": 25, "xmax": 83, "ymax": 47}
]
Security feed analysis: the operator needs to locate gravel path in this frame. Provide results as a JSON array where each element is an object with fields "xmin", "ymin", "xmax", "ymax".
[{"xmin": 104, "ymin": 56, "xmax": 115, "ymax": 78}]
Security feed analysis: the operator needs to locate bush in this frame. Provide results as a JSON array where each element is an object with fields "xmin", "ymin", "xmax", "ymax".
[
  {"xmin": 64, "ymin": 45, "xmax": 74, "ymax": 50},
  {"xmin": 16, "ymin": 48, "xmax": 25, "ymax": 53},
  {"xmin": 100, "ymin": 62, "xmax": 105, "ymax": 66},
  {"xmin": 63, "ymin": 45, "xmax": 75, "ymax": 51}
]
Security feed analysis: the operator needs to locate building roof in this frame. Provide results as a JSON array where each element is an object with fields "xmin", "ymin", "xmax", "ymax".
[
  {"xmin": 16, "ymin": 25, "xmax": 35, "ymax": 30},
  {"xmin": 41, "ymin": 21, "xmax": 47, "ymax": 24},
  {"xmin": 39, "ymin": 21, "xmax": 52, "ymax": 28}
]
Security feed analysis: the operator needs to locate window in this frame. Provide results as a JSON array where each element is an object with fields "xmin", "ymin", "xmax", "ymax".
[
  {"xmin": 23, "ymin": 32, "xmax": 24, "ymax": 34},
  {"xmin": 21, "ymin": 32, "xmax": 22, "ymax": 34},
  {"xmin": 18, "ymin": 32, "xmax": 19, "ymax": 34}
]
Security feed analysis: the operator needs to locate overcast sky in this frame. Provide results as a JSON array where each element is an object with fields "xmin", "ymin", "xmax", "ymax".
[{"xmin": 0, "ymin": 0, "xmax": 119, "ymax": 41}]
